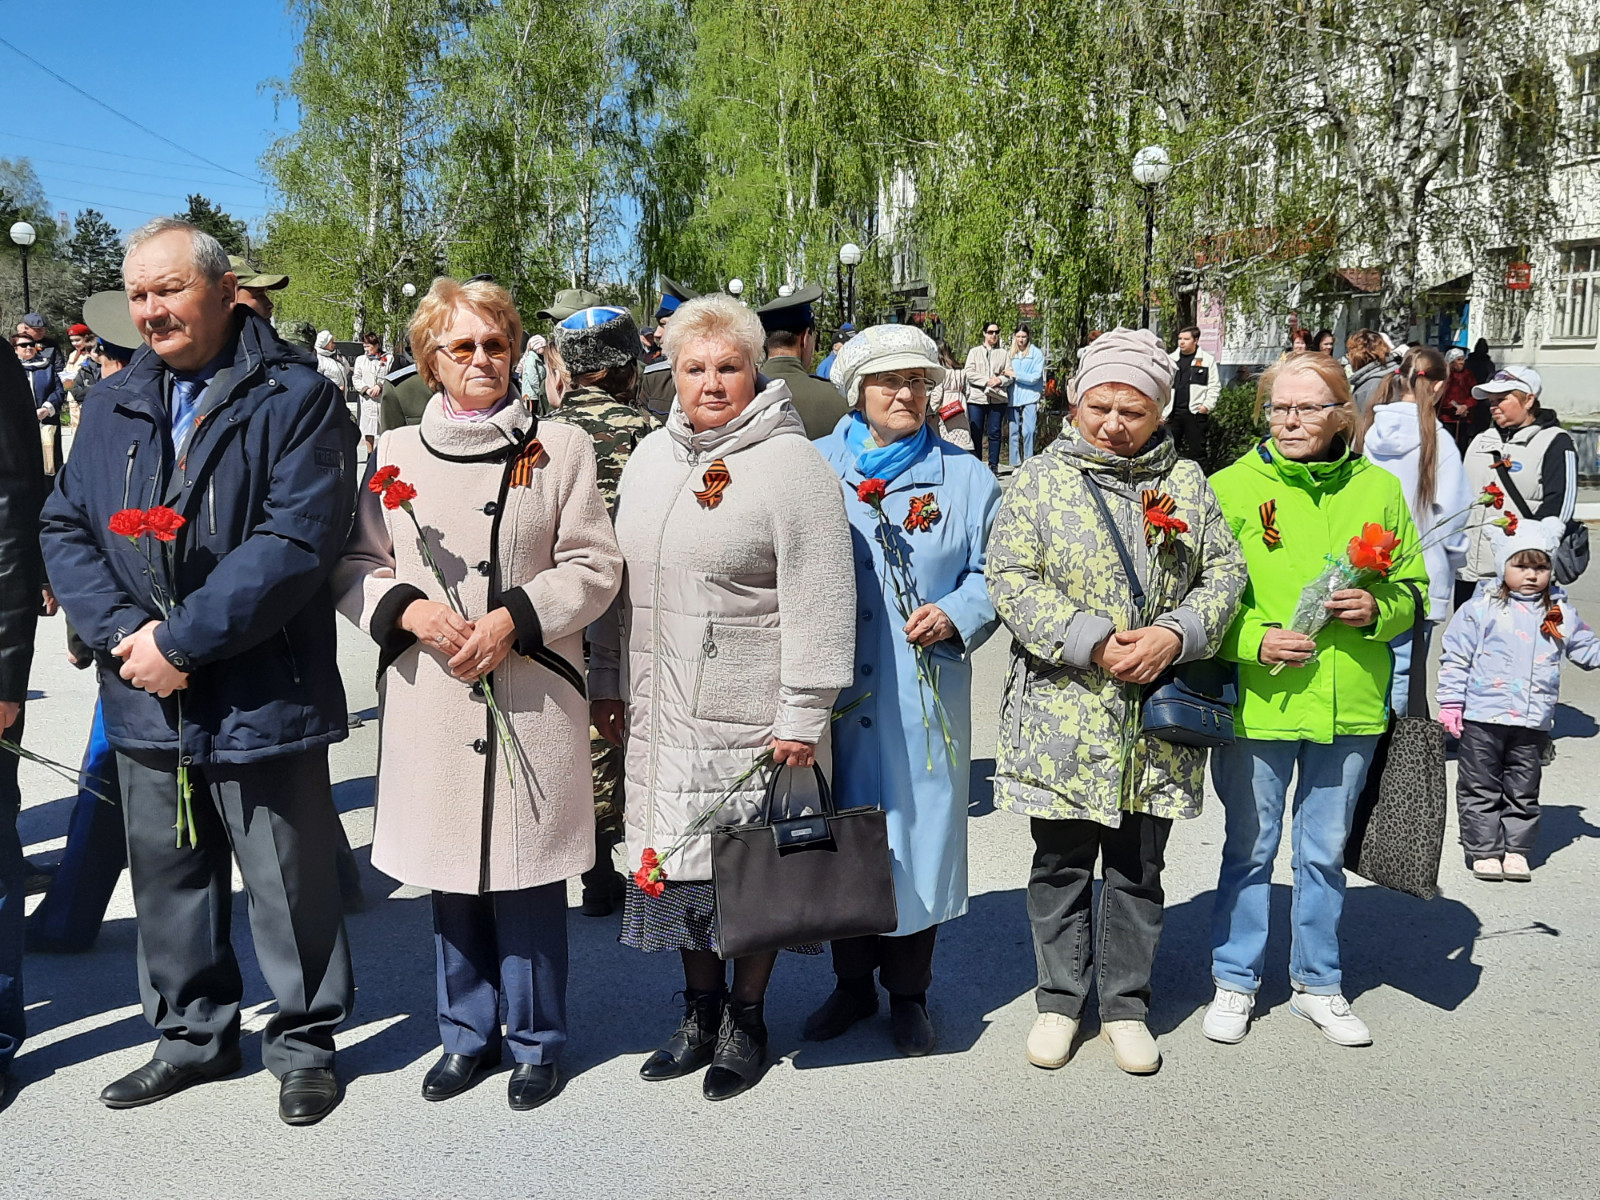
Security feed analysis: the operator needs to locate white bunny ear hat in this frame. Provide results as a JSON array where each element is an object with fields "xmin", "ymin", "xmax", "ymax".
[{"xmin": 1492, "ymin": 515, "xmax": 1567, "ymax": 576}]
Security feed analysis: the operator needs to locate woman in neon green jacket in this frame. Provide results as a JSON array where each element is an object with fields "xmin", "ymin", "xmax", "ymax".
[{"xmin": 1203, "ymin": 352, "xmax": 1426, "ymax": 1051}]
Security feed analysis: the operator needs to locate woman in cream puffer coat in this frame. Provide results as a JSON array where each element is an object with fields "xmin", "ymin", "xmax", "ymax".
[{"xmin": 589, "ymin": 293, "xmax": 855, "ymax": 1103}]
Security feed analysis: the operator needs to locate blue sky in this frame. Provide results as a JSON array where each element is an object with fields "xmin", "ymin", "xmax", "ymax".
[{"xmin": 0, "ymin": 0, "xmax": 298, "ymax": 237}]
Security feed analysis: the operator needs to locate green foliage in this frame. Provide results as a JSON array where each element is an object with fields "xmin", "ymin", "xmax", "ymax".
[
  {"xmin": 177, "ymin": 195, "xmax": 248, "ymax": 256},
  {"xmin": 1206, "ymin": 383, "xmax": 1269, "ymax": 473},
  {"xmin": 66, "ymin": 209, "xmax": 124, "ymax": 296}
]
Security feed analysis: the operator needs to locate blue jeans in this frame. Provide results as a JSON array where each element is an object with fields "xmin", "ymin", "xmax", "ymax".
[
  {"xmin": 1008, "ymin": 404, "xmax": 1037, "ymax": 465},
  {"xmin": 1388, "ymin": 620, "xmax": 1433, "ymax": 718},
  {"xmin": 28, "ymin": 702, "xmax": 125, "ymax": 950},
  {"xmin": 967, "ymin": 403, "xmax": 1006, "ymax": 472},
  {"xmin": 1209, "ymin": 735, "xmax": 1380, "ymax": 996},
  {"xmin": 0, "ymin": 708, "xmax": 27, "ymax": 1073}
]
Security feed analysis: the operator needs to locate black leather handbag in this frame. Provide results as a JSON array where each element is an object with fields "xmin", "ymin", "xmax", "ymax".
[
  {"xmin": 710, "ymin": 765, "xmax": 898, "ymax": 960},
  {"xmin": 1082, "ymin": 472, "xmax": 1238, "ymax": 748},
  {"xmin": 1346, "ymin": 582, "xmax": 1448, "ymax": 900}
]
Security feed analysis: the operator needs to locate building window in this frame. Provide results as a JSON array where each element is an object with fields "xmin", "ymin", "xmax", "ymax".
[
  {"xmin": 1481, "ymin": 251, "xmax": 1530, "ymax": 345},
  {"xmin": 1552, "ymin": 243, "xmax": 1600, "ymax": 342},
  {"xmin": 1575, "ymin": 54, "xmax": 1600, "ymax": 157}
]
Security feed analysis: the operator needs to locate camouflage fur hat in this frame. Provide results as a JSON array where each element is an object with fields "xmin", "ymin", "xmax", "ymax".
[{"xmin": 553, "ymin": 306, "xmax": 641, "ymax": 375}]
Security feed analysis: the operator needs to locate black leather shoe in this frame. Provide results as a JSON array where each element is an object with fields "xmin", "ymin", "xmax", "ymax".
[
  {"xmin": 890, "ymin": 995, "xmax": 936, "ymax": 1057},
  {"xmin": 100, "ymin": 1053, "xmax": 241, "ymax": 1109},
  {"xmin": 421, "ymin": 1050, "xmax": 499, "ymax": 1101},
  {"xmin": 802, "ymin": 985, "xmax": 879, "ymax": 1042},
  {"xmin": 279, "ymin": 1067, "xmax": 339, "ymax": 1126},
  {"xmin": 580, "ymin": 869, "xmax": 626, "ymax": 917},
  {"xmin": 640, "ymin": 988, "xmax": 725, "ymax": 1081},
  {"xmin": 703, "ymin": 1000, "xmax": 768, "ymax": 1102},
  {"xmin": 507, "ymin": 1063, "xmax": 560, "ymax": 1111}
]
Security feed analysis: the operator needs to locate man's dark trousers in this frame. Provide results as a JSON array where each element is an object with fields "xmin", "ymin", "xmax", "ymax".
[
  {"xmin": 118, "ymin": 745, "xmax": 353, "ymax": 1076},
  {"xmin": 0, "ymin": 708, "xmax": 27, "ymax": 1073}
]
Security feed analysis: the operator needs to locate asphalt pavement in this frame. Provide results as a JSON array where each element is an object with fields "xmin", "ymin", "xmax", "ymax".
[{"xmin": 4, "ymin": 555, "xmax": 1598, "ymax": 1199}]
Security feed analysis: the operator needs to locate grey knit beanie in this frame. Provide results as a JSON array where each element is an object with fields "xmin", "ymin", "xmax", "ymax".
[
  {"xmin": 552, "ymin": 306, "xmax": 641, "ymax": 375},
  {"xmin": 1071, "ymin": 326, "xmax": 1173, "ymax": 410}
]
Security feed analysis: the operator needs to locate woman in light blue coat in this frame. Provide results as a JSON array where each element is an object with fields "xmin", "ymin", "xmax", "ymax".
[
  {"xmin": 808, "ymin": 324, "xmax": 1001, "ymax": 1057},
  {"xmin": 1008, "ymin": 326, "xmax": 1046, "ymax": 465}
]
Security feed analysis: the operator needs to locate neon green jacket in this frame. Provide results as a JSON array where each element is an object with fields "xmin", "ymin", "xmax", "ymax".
[{"xmin": 1208, "ymin": 439, "xmax": 1428, "ymax": 742}]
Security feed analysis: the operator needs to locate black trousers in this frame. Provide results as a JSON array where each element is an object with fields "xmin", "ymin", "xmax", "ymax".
[
  {"xmin": 1167, "ymin": 408, "xmax": 1209, "ymax": 471},
  {"xmin": 830, "ymin": 925, "xmax": 939, "ymax": 997},
  {"xmin": 1456, "ymin": 719, "xmax": 1546, "ymax": 862},
  {"xmin": 1027, "ymin": 813, "xmax": 1171, "ymax": 1022},
  {"xmin": 118, "ymin": 747, "xmax": 354, "ymax": 1076}
]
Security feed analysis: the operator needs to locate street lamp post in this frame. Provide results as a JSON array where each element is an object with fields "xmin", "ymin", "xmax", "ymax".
[
  {"xmin": 728, "ymin": 278, "xmax": 745, "ymax": 305},
  {"xmin": 10, "ymin": 221, "xmax": 38, "ymax": 314},
  {"xmin": 1130, "ymin": 146, "xmax": 1172, "ymax": 331},
  {"xmin": 839, "ymin": 242, "xmax": 863, "ymax": 326}
]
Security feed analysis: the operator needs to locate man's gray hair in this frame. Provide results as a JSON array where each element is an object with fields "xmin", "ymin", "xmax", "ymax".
[{"xmin": 122, "ymin": 218, "xmax": 232, "ymax": 285}]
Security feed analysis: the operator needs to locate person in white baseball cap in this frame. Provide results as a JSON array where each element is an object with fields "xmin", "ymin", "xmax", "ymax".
[{"xmin": 1456, "ymin": 363, "xmax": 1579, "ymax": 608}]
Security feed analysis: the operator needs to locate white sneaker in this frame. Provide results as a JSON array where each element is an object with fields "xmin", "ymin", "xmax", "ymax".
[
  {"xmin": 1289, "ymin": 992, "xmax": 1372, "ymax": 1047},
  {"xmin": 1025, "ymin": 1013, "xmax": 1079, "ymax": 1069},
  {"xmin": 1501, "ymin": 852, "xmax": 1532, "ymax": 881},
  {"xmin": 1099, "ymin": 1020, "xmax": 1161, "ymax": 1074},
  {"xmin": 1202, "ymin": 987, "xmax": 1254, "ymax": 1044},
  {"xmin": 1472, "ymin": 858, "xmax": 1504, "ymax": 882}
]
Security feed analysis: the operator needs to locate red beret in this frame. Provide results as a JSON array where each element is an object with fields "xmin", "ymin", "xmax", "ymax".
[{"xmin": 68, "ymin": 323, "xmax": 91, "ymax": 336}]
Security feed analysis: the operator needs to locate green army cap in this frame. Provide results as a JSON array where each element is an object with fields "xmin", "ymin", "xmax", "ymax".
[
  {"xmin": 82, "ymin": 290, "xmax": 143, "ymax": 355},
  {"xmin": 755, "ymin": 283, "xmax": 824, "ymax": 334},
  {"xmin": 229, "ymin": 254, "xmax": 290, "ymax": 291},
  {"xmin": 535, "ymin": 288, "xmax": 605, "ymax": 322}
]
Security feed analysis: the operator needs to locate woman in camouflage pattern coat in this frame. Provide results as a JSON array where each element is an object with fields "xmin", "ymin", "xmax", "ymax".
[{"xmin": 987, "ymin": 327, "xmax": 1246, "ymax": 1076}]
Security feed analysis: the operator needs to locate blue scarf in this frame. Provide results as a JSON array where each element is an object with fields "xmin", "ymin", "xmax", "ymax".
[{"xmin": 846, "ymin": 411, "xmax": 931, "ymax": 483}]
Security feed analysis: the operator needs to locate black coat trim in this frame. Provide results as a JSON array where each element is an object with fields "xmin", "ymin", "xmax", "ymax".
[
  {"xmin": 372, "ymin": 583, "xmax": 428, "ymax": 676},
  {"xmin": 502, "ymin": 585, "xmax": 543, "ymax": 657}
]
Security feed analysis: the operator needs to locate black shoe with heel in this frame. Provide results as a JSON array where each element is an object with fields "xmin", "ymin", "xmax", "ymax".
[
  {"xmin": 639, "ymin": 987, "xmax": 725, "ymax": 1081},
  {"xmin": 802, "ymin": 983, "xmax": 879, "ymax": 1042},
  {"xmin": 890, "ymin": 994, "xmax": 936, "ymax": 1057},
  {"xmin": 100, "ymin": 1051, "xmax": 242, "ymax": 1109},
  {"xmin": 421, "ymin": 1049, "xmax": 499, "ymax": 1101},
  {"xmin": 703, "ymin": 999, "xmax": 768, "ymax": 1102},
  {"xmin": 507, "ymin": 1063, "xmax": 560, "ymax": 1110}
]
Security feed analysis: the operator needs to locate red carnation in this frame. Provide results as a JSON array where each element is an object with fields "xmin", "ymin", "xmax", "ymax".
[
  {"xmin": 856, "ymin": 478, "xmax": 888, "ymax": 507},
  {"xmin": 1481, "ymin": 483, "xmax": 1505, "ymax": 510},
  {"xmin": 143, "ymin": 506, "xmax": 187, "ymax": 542},
  {"xmin": 381, "ymin": 480, "xmax": 417, "ymax": 510},
  {"xmin": 108, "ymin": 508, "xmax": 148, "ymax": 539},
  {"xmin": 634, "ymin": 847, "xmax": 666, "ymax": 897},
  {"xmin": 369, "ymin": 464, "xmax": 401, "ymax": 493},
  {"xmin": 1347, "ymin": 522, "xmax": 1400, "ymax": 574},
  {"xmin": 1495, "ymin": 513, "xmax": 1520, "ymax": 535},
  {"xmin": 1147, "ymin": 509, "xmax": 1189, "ymax": 536}
]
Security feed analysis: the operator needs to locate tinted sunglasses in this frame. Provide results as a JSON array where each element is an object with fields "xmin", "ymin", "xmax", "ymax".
[{"xmin": 435, "ymin": 336, "xmax": 511, "ymax": 363}]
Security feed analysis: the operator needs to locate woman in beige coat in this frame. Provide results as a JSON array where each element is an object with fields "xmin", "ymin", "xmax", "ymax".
[
  {"xmin": 336, "ymin": 277, "xmax": 622, "ymax": 1112},
  {"xmin": 589, "ymin": 293, "xmax": 855, "ymax": 1101}
]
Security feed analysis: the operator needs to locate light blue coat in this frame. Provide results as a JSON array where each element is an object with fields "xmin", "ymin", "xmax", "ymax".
[
  {"xmin": 1010, "ymin": 346, "xmax": 1045, "ymax": 407},
  {"xmin": 1437, "ymin": 583, "xmax": 1600, "ymax": 730},
  {"xmin": 817, "ymin": 417, "xmax": 1002, "ymax": 934}
]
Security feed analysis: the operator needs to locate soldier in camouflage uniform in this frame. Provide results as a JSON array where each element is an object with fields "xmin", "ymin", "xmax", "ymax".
[
  {"xmin": 986, "ymin": 327, "xmax": 1246, "ymax": 1074},
  {"xmin": 547, "ymin": 305, "xmax": 660, "ymax": 915}
]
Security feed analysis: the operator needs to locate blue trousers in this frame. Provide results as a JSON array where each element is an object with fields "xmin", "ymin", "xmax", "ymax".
[
  {"xmin": 433, "ymin": 881, "xmax": 568, "ymax": 1067},
  {"xmin": 967, "ymin": 403, "xmax": 1006, "ymax": 471},
  {"xmin": 1388, "ymin": 620, "xmax": 1433, "ymax": 718},
  {"xmin": 0, "ymin": 708, "xmax": 25, "ymax": 1072},
  {"xmin": 1008, "ymin": 404, "xmax": 1037, "ymax": 465},
  {"xmin": 1209, "ymin": 736, "xmax": 1379, "ymax": 996},
  {"xmin": 28, "ymin": 703, "xmax": 125, "ymax": 950}
]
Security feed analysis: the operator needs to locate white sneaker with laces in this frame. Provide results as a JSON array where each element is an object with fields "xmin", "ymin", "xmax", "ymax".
[
  {"xmin": 1289, "ymin": 991, "xmax": 1372, "ymax": 1046},
  {"xmin": 1025, "ymin": 1013, "xmax": 1079, "ymax": 1069},
  {"xmin": 1202, "ymin": 986, "xmax": 1254, "ymax": 1044}
]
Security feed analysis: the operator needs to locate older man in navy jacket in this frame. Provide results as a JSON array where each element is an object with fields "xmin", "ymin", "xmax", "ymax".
[{"xmin": 41, "ymin": 219, "xmax": 358, "ymax": 1126}]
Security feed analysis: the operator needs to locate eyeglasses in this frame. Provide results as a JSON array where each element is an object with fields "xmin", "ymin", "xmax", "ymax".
[
  {"xmin": 1267, "ymin": 401, "xmax": 1342, "ymax": 422},
  {"xmin": 984, "ymin": 328, "xmax": 1000, "ymax": 335},
  {"xmin": 868, "ymin": 372, "xmax": 932, "ymax": 395},
  {"xmin": 1487, "ymin": 392, "xmax": 1528, "ymax": 407},
  {"xmin": 435, "ymin": 336, "xmax": 511, "ymax": 363},
  {"xmin": 13, "ymin": 340, "xmax": 37, "ymax": 349}
]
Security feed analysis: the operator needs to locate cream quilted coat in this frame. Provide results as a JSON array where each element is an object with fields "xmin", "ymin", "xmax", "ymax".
[{"xmin": 588, "ymin": 379, "xmax": 856, "ymax": 881}]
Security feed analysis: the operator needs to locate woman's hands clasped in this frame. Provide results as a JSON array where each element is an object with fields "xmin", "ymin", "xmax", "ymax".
[
  {"xmin": 1092, "ymin": 626, "xmax": 1181, "ymax": 685},
  {"xmin": 401, "ymin": 600, "xmax": 516, "ymax": 681}
]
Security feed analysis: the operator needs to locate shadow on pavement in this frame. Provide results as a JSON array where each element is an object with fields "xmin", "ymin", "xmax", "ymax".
[
  {"xmin": 1552, "ymin": 704, "xmax": 1599, "ymax": 740},
  {"xmin": 1530, "ymin": 803, "xmax": 1600, "ymax": 868}
]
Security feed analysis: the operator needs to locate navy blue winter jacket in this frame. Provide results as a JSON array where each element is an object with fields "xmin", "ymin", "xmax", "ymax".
[{"xmin": 40, "ymin": 310, "xmax": 358, "ymax": 764}]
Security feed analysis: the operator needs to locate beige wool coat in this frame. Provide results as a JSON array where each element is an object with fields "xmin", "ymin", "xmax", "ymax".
[
  {"xmin": 336, "ymin": 394, "xmax": 623, "ymax": 894},
  {"xmin": 589, "ymin": 378, "xmax": 857, "ymax": 881}
]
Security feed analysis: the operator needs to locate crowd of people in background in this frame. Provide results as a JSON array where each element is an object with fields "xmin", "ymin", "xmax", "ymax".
[{"xmin": 1, "ymin": 217, "xmax": 1591, "ymax": 1139}]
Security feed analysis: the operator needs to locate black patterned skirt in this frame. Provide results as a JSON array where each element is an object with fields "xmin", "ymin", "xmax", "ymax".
[{"xmin": 619, "ymin": 880, "xmax": 822, "ymax": 956}]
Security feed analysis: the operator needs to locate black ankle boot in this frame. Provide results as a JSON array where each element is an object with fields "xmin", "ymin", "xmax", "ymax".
[
  {"xmin": 639, "ymin": 987, "xmax": 725, "ymax": 1081},
  {"xmin": 703, "ymin": 999, "xmax": 768, "ymax": 1101}
]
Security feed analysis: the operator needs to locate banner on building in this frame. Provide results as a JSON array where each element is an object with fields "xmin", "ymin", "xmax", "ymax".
[{"xmin": 1505, "ymin": 262, "xmax": 1533, "ymax": 291}]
